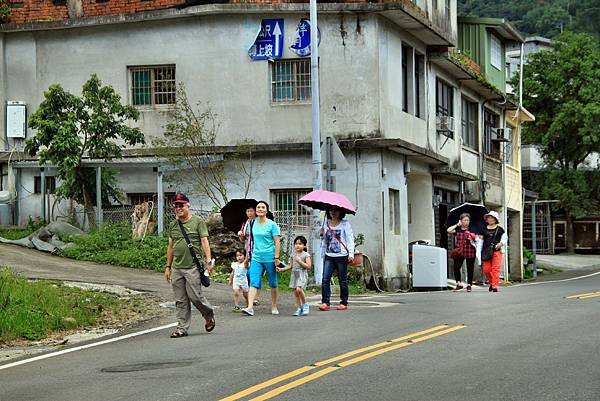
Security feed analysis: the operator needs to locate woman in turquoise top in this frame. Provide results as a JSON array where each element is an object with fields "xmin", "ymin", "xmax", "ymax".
[{"xmin": 242, "ymin": 201, "xmax": 281, "ymax": 316}]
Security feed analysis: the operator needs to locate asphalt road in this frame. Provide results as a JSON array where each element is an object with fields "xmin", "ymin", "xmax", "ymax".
[{"xmin": 1, "ymin": 267, "xmax": 600, "ymax": 401}]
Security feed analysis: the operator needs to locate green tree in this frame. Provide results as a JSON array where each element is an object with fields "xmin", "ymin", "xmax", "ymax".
[
  {"xmin": 153, "ymin": 84, "xmax": 259, "ymax": 209},
  {"xmin": 459, "ymin": 0, "xmax": 600, "ymax": 39},
  {"xmin": 516, "ymin": 32, "xmax": 600, "ymax": 252},
  {"xmin": 26, "ymin": 74, "xmax": 145, "ymax": 228}
]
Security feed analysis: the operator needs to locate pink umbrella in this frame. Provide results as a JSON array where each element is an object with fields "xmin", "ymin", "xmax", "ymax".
[{"xmin": 298, "ymin": 190, "xmax": 356, "ymax": 215}]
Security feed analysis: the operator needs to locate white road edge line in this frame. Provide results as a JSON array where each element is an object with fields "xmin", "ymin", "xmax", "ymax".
[
  {"xmin": 0, "ymin": 322, "xmax": 177, "ymax": 371},
  {"xmin": 509, "ymin": 270, "xmax": 600, "ymax": 287}
]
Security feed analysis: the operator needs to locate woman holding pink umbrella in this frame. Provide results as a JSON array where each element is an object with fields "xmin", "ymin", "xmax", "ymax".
[
  {"xmin": 319, "ymin": 206, "xmax": 355, "ymax": 310},
  {"xmin": 298, "ymin": 190, "xmax": 357, "ymax": 311}
]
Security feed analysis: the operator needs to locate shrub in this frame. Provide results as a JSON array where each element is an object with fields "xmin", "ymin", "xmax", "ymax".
[{"xmin": 60, "ymin": 222, "xmax": 168, "ymax": 271}]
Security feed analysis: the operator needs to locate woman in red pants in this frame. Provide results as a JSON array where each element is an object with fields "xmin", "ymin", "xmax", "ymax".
[{"xmin": 481, "ymin": 211, "xmax": 505, "ymax": 292}]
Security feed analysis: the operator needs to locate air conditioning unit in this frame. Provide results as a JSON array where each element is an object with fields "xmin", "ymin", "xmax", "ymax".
[
  {"xmin": 464, "ymin": 181, "xmax": 482, "ymax": 202},
  {"xmin": 436, "ymin": 115, "xmax": 454, "ymax": 135},
  {"xmin": 492, "ymin": 127, "xmax": 512, "ymax": 142}
]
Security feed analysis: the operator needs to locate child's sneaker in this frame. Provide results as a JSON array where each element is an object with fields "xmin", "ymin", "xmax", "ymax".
[
  {"xmin": 232, "ymin": 305, "xmax": 241, "ymax": 312},
  {"xmin": 301, "ymin": 303, "xmax": 310, "ymax": 315},
  {"xmin": 242, "ymin": 307, "xmax": 254, "ymax": 316},
  {"xmin": 293, "ymin": 308, "xmax": 302, "ymax": 316}
]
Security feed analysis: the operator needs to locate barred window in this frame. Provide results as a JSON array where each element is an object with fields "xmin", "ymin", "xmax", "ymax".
[
  {"xmin": 271, "ymin": 188, "xmax": 312, "ymax": 226},
  {"xmin": 271, "ymin": 60, "xmax": 311, "ymax": 103},
  {"xmin": 129, "ymin": 65, "xmax": 176, "ymax": 107}
]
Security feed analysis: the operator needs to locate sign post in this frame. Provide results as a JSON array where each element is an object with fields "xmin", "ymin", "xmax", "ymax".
[{"xmin": 310, "ymin": 0, "xmax": 324, "ymax": 285}]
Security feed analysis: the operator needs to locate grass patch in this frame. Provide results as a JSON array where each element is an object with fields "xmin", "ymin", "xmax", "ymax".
[
  {"xmin": 0, "ymin": 227, "xmax": 35, "ymax": 240},
  {"xmin": 58, "ymin": 223, "xmax": 368, "ymax": 293},
  {"xmin": 0, "ymin": 219, "xmax": 45, "ymax": 240},
  {"xmin": 0, "ymin": 268, "xmax": 147, "ymax": 343},
  {"xmin": 59, "ymin": 222, "xmax": 167, "ymax": 271}
]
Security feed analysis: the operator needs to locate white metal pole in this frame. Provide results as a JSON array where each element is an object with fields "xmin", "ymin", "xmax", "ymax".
[
  {"xmin": 310, "ymin": 0, "xmax": 324, "ymax": 285},
  {"xmin": 96, "ymin": 166, "xmax": 102, "ymax": 228},
  {"xmin": 157, "ymin": 168, "xmax": 164, "ymax": 235}
]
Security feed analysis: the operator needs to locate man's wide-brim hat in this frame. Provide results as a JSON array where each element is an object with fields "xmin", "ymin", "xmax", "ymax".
[
  {"xmin": 173, "ymin": 193, "xmax": 190, "ymax": 204},
  {"xmin": 483, "ymin": 210, "xmax": 500, "ymax": 223}
]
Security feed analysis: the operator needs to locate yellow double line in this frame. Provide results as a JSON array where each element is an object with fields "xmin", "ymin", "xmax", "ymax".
[
  {"xmin": 219, "ymin": 324, "xmax": 466, "ymax": 401},
  {"xmin": 566, "ymin": 291, "xmax": 600, "ymax": 300}
]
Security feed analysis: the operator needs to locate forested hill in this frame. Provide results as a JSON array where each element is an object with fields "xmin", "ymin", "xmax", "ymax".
[{"xmin": 458, "ymin": 0, "xmax": 600, "ymax": 40}]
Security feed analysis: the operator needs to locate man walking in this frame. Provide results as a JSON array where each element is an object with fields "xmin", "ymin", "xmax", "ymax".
[{"xmin": 165, "ymin": 193, "xmax": 216, "ymax": 338}]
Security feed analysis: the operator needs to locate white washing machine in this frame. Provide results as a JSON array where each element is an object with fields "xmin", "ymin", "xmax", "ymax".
[{"xmin": 412, "ymin": 245, "xmax": 448, "ymax": 290}]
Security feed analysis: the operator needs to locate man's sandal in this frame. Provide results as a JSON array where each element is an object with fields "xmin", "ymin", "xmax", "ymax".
[
  {"xmin": 170, "ymin": 330, "xmax": 188, "ymax": 338},
  {"xmin": 205, "ymin": 318, "xmax": 216, "ymax": 333}
]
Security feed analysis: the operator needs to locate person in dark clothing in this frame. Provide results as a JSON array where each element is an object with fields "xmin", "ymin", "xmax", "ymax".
[
  {"xmin": 447, "ymin": 213, "xmax": 477, "ymax": 292},
  {"xmin": 481, "ymin": 211, "xmax": 506, "ymax": 292}
]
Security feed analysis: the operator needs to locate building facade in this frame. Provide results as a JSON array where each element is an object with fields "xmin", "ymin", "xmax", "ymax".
[{"xmin": 0, "ymin": 1, "xmax": 532, "ymax": 287}]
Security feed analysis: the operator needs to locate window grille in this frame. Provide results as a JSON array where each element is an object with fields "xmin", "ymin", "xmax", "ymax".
[
  {"xmin": 271, "ymin": 60, "xmax": 311, "ymax": 103},
  {"xmin": 130, "ymin": 65, "xmax": 176, "ymax": 107},
  {"xmin": 271, "ymin": 189, "xmax": 312, "ymax": 226}
]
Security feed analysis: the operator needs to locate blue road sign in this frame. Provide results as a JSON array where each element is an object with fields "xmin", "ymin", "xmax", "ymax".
[
  {"xmin": 290, "ymin": 18, "xmax": 321, "ymax": 57},
  {"xmin": 248, "ymin": 19, "xmax": 284, "ymax": 60}
]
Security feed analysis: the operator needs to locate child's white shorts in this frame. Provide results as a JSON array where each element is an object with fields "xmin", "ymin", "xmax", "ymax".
[{"xmin": 232, "ymin": 283, "xmax": 249, "ymax": 292}]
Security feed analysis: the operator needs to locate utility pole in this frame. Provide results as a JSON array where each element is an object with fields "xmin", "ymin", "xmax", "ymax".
[{"xmin": 310, "ymin": 0, "xmax": 323, "ymax": 285}]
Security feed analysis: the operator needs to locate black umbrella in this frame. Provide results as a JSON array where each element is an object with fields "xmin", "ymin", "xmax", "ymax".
[
  {"xmin": 220, "ymin": 199, "xmax": 274, "ymax": 233},
  {"xmin": 446, "ymin": 203, "xmax": 488, "ymax": 234}
]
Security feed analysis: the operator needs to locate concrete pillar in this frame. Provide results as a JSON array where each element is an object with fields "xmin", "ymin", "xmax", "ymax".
[{"xmin": 509, "ymin": 211, "xmax": 523, "ymax": 281}]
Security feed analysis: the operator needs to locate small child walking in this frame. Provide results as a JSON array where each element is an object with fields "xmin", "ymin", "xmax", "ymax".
[
  {"xmin": 229, "ymin": 249, "xmax": 249, "ymax": 311},
  {"xmin": 277, "ymin": 236, "xmax": 312, "ymax": 316}
]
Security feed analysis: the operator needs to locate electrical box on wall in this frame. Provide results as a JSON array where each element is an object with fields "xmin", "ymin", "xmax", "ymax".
[{"xmin": 6, "ymin": 101, "xmax": 27, "ymax": 139}]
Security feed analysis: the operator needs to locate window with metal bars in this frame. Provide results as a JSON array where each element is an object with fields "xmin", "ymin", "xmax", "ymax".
[
  {"xmin": 483, "ymin": 109, "xmax": 501, "ymax": 158},
  {"xmin": 271, "ymin": 60, "xmax": 311, "ymax": 103},
  {"xmin": 272, "ymin": 189, "xmax": 311, "ymax": 213},
  {"xmin": 129, "ymin": 65, "xmax": 176, "ymax": 107}
]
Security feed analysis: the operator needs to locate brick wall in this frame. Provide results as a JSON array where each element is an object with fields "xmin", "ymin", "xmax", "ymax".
[
  {"xmin": 7, "ymin": 0, "xmax": 69, "ymax": 24},
  {"xmin": 6, "ymin": 0, "xmax": 184, "ymax": 24},
  {"xmin": 4, "ymin": 0, "xmax": 382, "ymax": 25}
]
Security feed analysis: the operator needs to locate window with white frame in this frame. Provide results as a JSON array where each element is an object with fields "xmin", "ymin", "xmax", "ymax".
[
  {"xmin": 415, "ymin": 53, "xmax": 425, "ymax": 119},
  {"xmin": 461, "ymin": 97, "xmax": 478, "ymax": 149},
  {"xmin": 271, "ymin": 59, "xmax": 311, "ymax": 103},
  {"xmin": 402, "ymin": 45, "xmax": 411, "ymax": 113},
  {"xmin": 129, "ymin": 65, "xmax": 176, "ymax": 107},
  {"xmin": 491, "ymin": 35, "xmax": 502, "ymax": 70},
  {"xmin": 389, "ymin": 188, "xmax": 401, "ymax": 235}
]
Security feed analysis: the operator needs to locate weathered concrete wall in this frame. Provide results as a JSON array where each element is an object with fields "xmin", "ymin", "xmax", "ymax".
[{"xmin": 1, "ymin": 13, "xmax": 382, "ymax": 147}]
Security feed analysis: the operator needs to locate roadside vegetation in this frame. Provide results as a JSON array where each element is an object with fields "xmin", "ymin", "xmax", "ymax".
[
  {"xmin": 59, "ymin": 222, "xmax": 168, "ymax": 271},
  {"xmin": 57, "ymin": 222, "xmax": 368, "ymax": 293},
  {"xmin": 0, "ymin": 218, "xmax": 45, "ymax": 240},
  {"xmin": 0, "ymin": 268, "xmax": 152, "ymax": 344}
]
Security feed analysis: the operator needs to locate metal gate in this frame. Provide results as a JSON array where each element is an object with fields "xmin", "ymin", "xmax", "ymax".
[{"xmin": 523, "ymin": 201, "xmax": 554, "ymax": 254}]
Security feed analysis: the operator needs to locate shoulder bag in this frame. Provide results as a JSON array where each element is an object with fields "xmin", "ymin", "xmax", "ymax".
[{"xmin": 177, "ymin": 219, "xmax": 210, "ymax": 287}]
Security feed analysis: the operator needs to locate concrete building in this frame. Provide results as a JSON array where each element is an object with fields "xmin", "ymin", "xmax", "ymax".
[{"xmin": 0, "ymin": 1, "xmax": 532, "ymax": 287}]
